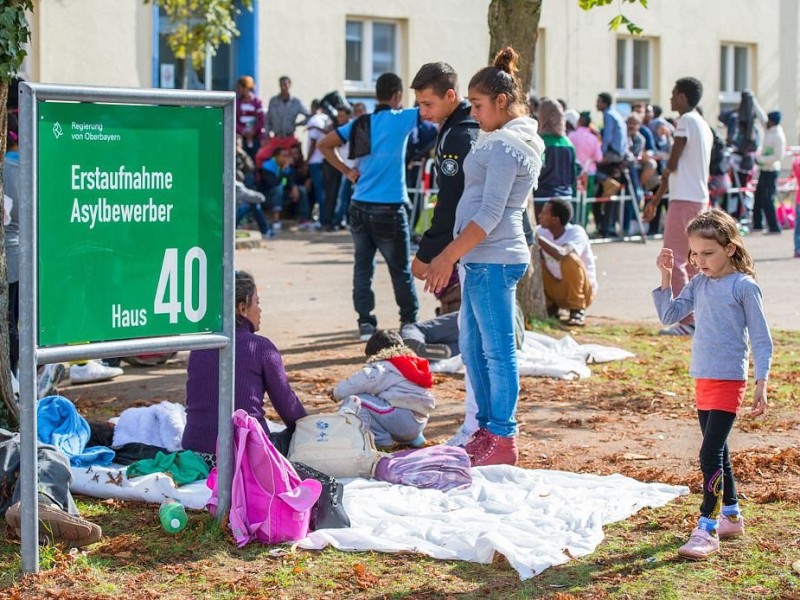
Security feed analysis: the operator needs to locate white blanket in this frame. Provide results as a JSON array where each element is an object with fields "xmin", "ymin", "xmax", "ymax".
[
  {"xmin": 112, "ymin": 401, "xmax": 186, "ymax": 452},
  {"xmin": 298, "ymin": 466, "xmax": 687, "ymax": 580},
  {"xmin": 70, "ymin": 464, "xmax": 211, "ymax": 510},
  {"xmin": 430, "ymin": 331, "xmax": 635, "ymax": 380},
  {"xmin": 70, "ymin": 462, "xmax": 686, "ymax": 580}
]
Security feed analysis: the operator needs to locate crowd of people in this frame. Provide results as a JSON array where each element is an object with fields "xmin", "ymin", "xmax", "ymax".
[{"xmin": 1, "ymin": 49, "xmax": 785, "ymax": 565}]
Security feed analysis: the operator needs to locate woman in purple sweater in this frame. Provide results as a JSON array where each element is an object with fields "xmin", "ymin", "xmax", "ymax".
[{"xmin": 181, "ymin": 271, "xmax": 307, "ymax": 460}]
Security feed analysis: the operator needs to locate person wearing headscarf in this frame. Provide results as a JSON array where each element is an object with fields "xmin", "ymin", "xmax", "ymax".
[{"xmin": 533, "ymin": 98, "xmax": 579, "ymax": 220}]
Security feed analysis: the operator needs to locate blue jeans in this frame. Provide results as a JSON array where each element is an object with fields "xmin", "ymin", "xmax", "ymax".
[
  {"xmin": 236, "ymin": 203, "xmax": 269, "ymax": 235},
  {"xmin": 335, "ymin": 178, "xmax": 354, "ymax": 226},
  {"xmin": 309, "ymin": 162, "xmax": 326, "ymax": 225},
  {"xmin": 349, "ymin": 201, "xmax": 418, "ymax": 326},
  {"xmin": 795, "ymin": 202, "xmax": 800, "ymax": 254},
  {"xmin": 460, "ymin": 262, "xmax": 528, "ymax": 438}
]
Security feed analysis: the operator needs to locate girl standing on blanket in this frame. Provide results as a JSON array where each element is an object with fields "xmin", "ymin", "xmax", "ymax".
[
  {"xmin": 422, "ymin": 47, "xmax": 543, "ymax": 467},
  {"xmin": 653, "ymin": 208, "xmax": 772, "ymax": 560},
  {"xmin": 181, "ymin": 271, "xmax": 307, "ymax": 465}
]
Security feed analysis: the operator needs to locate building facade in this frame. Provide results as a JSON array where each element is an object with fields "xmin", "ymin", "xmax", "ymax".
[{"xmin": 21, "ymin": 0, "xmax": 800, "ymax": 142}]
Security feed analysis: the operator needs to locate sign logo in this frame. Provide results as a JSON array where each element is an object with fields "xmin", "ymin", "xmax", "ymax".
[
  {"xmin": 441, "ymin": 157, "xmax": 458, "ymax": 176},
  {"xmin": 52, "ymin": 122, "xmax": 63, "ymax": 139}
]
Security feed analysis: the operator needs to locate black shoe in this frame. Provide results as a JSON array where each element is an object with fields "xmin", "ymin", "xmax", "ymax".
[
  {"xmin": 566, "ymin": 309, "xmax": 586, "ymax": 327},
  {"xmin": 358, "ymin": 322, "xmax": 376, "ymax": 341},
  {"xmin": 404, "ymin": 339, "xmax": 451, "ymax": 360}
]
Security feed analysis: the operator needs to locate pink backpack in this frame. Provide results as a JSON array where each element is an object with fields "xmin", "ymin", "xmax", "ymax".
[{"xmin": 207, "ymin": 410, "xmax": 322, "ymax": 547}]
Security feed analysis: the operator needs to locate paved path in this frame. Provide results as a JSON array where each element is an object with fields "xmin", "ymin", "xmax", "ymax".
[{"xmin": 236, "ymin": 229, "xmax": 799, "ymax": 349}]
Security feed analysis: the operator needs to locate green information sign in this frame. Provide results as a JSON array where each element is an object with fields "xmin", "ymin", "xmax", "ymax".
[{"xmin": 36, "ymin": 101, "xmax": 224, "ymax": 346}]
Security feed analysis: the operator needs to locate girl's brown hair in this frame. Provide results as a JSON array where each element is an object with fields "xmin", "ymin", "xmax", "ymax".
[
  {"xmin": 468, "ymin": 46, "xmax": 528, "ymax": 118},
  {"xmin": 685, "ymin": 208, "xmax": 755, "ymax": 276}
]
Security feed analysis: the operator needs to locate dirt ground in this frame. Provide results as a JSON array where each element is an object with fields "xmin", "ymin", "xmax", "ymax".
[{"xmin": 56, "ymin": 320, "xmax": 800, "ymax": 504}]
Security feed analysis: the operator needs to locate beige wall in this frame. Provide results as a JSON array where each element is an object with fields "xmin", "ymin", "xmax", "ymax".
[
  {"xmin": 538, "ymin": 0, "xmax": 799, "ymax": 143},
  {"xmin": 257, "ymin": 0, "xmax": 491, "ymax": 105},
  {"xmin": 29, "ymin": 0, "xmax": 151, "ymax": 87},
  {"xmin": 26, "ymin": 0, "xmax": 799, "ymax": 144}
]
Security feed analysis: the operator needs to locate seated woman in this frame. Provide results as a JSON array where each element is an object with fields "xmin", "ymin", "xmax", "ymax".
[{"xmin": 181, "ymin": 271, "xmax": 307, "ymax": 463}]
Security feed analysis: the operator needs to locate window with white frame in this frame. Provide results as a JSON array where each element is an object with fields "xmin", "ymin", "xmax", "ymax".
[
  {"xmin": 616, "ymin": 37, "xmax": 651, "ymax": 100},
  {"xmin": 345, "ymin": 19, "xmax": 400, "ymax": 93},
  {"xmin": 719, "ymin": 43, "xmax": 752, "ymax": 105}
]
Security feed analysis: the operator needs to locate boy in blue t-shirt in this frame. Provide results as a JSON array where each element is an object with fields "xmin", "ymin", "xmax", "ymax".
[{"xmin": 319, "ymin": 73, "xmax": 420, "ymax": 340}]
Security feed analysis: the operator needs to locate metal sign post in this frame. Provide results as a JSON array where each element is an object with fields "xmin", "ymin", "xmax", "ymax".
[{"xmin": 18, "ymin": 83, "xmax": 236, "ymax": 573}]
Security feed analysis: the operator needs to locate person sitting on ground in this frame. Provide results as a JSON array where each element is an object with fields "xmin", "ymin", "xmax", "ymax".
[
  {"xmin": 259, "ymin": 146, "xmax": 295, "ymax": 233},
  {"xmin": 536, "ymin": 198, "xmax": 597, "ymax": 326},
  {"xmin": 235, "ymin": 168, "xmax": 271, "ymax": 240},
  {"xmin": 332, "ymin": 329, "xmax": 434, "ymax": 449},
  {"xmin": 181, "ymin": 271, "xmax": 307, "ymax": 464},
  {"xmin": 2, "ymin": 427, "xmax": 102, "ymax": 547},
  {"xmin": 400, "ymin": 312, "xmax": 460, "ymax": 360}
]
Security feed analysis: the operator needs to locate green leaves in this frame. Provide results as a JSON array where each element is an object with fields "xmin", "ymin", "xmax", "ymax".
[
  {"xmin": 608, "ymin": 13, "xmax": 643, "ymax": 35},
  {"xmin": 144, "ymin": 0, "xmax": 253, "ymax": 72},
  {"xmin": 579, "ymin": 0, "xmax": 647, "ymax": 35},
  {"xmin": 0, "ymin": 0, "xmax": 33, "ymax": 83}
]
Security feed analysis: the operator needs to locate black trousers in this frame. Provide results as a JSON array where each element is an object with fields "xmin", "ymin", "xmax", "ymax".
[
  {"xmin": 7, "ymin": 282, "xmax": 18, "ymax": 375},
  {"xmin": 697, "ymin": 409, "xmax": 738, "ymax": 519},
  {"xmin": 752, "ymin": 170, "xmax": 781, "ymax": 232}
]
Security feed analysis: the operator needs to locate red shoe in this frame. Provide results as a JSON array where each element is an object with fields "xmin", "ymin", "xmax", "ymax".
[
  {"xmin": 463, "ymin": 428, "xmax": 489, "ymax": 456},
  {"xmin": 470, "ymin": 432, "xmax": 518, "ymax": 467}
]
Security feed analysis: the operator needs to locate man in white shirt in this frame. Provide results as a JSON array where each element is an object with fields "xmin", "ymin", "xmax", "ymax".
[
  {"xmin": 753, "ymin": 110, "xmax": 786, "ymax": 233},
  {"xmin": 536, "ymin": 199, "xmax": 597, "ymax": 326},
  {"xmin": 643, "ymin": 77, "xmax": 712, "ymax": 336},
  {"xmin": 306, "ymin": 102, "xmax": 333, "ymax": 229}
]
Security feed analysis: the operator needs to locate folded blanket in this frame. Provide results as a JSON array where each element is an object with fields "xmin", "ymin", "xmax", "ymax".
[
  {"xmin": 112, "ymin": 401, "xmax": 186, "ymax": 452},
  {"xmin": 37, "ymin": 395, "xmax": 115, "ymax": 467}
]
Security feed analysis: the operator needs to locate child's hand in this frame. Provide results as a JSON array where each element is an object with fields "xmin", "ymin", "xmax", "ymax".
[
  {"xmin": 749, "ymin": 379, "xmax": 768, "ymax": 417},
  {"xmin": 656, "ymin": 248, "xmax": 674, "ymax": 274}
]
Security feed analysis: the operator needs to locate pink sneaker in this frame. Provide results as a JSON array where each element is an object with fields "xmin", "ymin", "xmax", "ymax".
[
  {"xmin": 470, "ymin": 432, "xmax": 518, "ymax": 467},
  {"xmin": 718, "ymin": 514, "xmax": 744, "ymax": 539},
  {"xmin": 677, "ymin": 527, "xmax": 719, "ymax": 559},
  {"xmin": 464, "ymin": 429, "xmax": 489, "ymax": 456}
]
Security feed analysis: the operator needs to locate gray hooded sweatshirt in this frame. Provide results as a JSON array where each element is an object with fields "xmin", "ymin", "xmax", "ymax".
[{"xmin": 454, "ymin": 116, "xmax": 544, "ymax": 265}]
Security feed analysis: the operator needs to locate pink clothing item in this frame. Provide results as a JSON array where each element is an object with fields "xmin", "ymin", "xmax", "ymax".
[
  {"xmin": 568, "ymin": 127, "xmax": 603, "ymax": 175},
  {"xmin": 793, "ymin": 157, "xmax": 800, "ymax": 204},
  {"xmin": 206, "ymin": 409, "xmax": 321, "ymax": 547},
  {"xmin": 662, "ymin": 199, "xmax": 706, "ymax": 325}
]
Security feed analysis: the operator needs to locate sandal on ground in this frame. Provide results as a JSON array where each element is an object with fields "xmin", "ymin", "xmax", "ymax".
[{"xmin": 566, "ymin": 309, "xmax": 585, "ymax": 327}]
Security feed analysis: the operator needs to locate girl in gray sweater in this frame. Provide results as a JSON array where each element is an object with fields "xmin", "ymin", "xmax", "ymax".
[
  {"xmin": 653, "ymin": 208, "xmax": 772, "ymax": 560},
  {"xmin": 421, "ymin": 47, "xmax": 544, "ymax": 467}
]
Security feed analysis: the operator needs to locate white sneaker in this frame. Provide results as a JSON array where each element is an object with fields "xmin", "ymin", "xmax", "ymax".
[
  {"xmin": 272, "ymin": 221, "xmax": 282, "ymax": 232},
  {"xmin": 445, "ymin": 425, "xmax": 478, "ymax": 448},
  {"xmin": 69, "ymin": 361, "xmax": 124, "ymax": 384},
  {"xmin": 37, "ymin": 363, "xmax": 66, "ymax": 398}
]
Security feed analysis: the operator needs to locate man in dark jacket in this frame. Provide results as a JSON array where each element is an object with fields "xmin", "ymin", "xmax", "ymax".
[
  {"xmin": 409, "ymin": 63, "xmax": 480, "ymax": 447},
  {"xmin": 409, "ymin": 62, "xmax": 480, "ymax": 284}
]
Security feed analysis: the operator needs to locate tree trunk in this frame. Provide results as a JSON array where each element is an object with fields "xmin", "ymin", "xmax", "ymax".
[
  {"xmin": 516, "ymin": 198, "xmax": 548, "ymax": 321},
  {"xmin": 0, "ymin": 81, "xmax": 18, "ymax": 428},
  {"xmin": 487, "ymin": 0, "xmax": 542, "ymax": 93},
  {"xmin": 488, "ymin": 0, "xmax": 547, "ymax": 321},
  {"xmin": 182, "ymin": 55, "xmax": 191, "ymax": 90}
]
